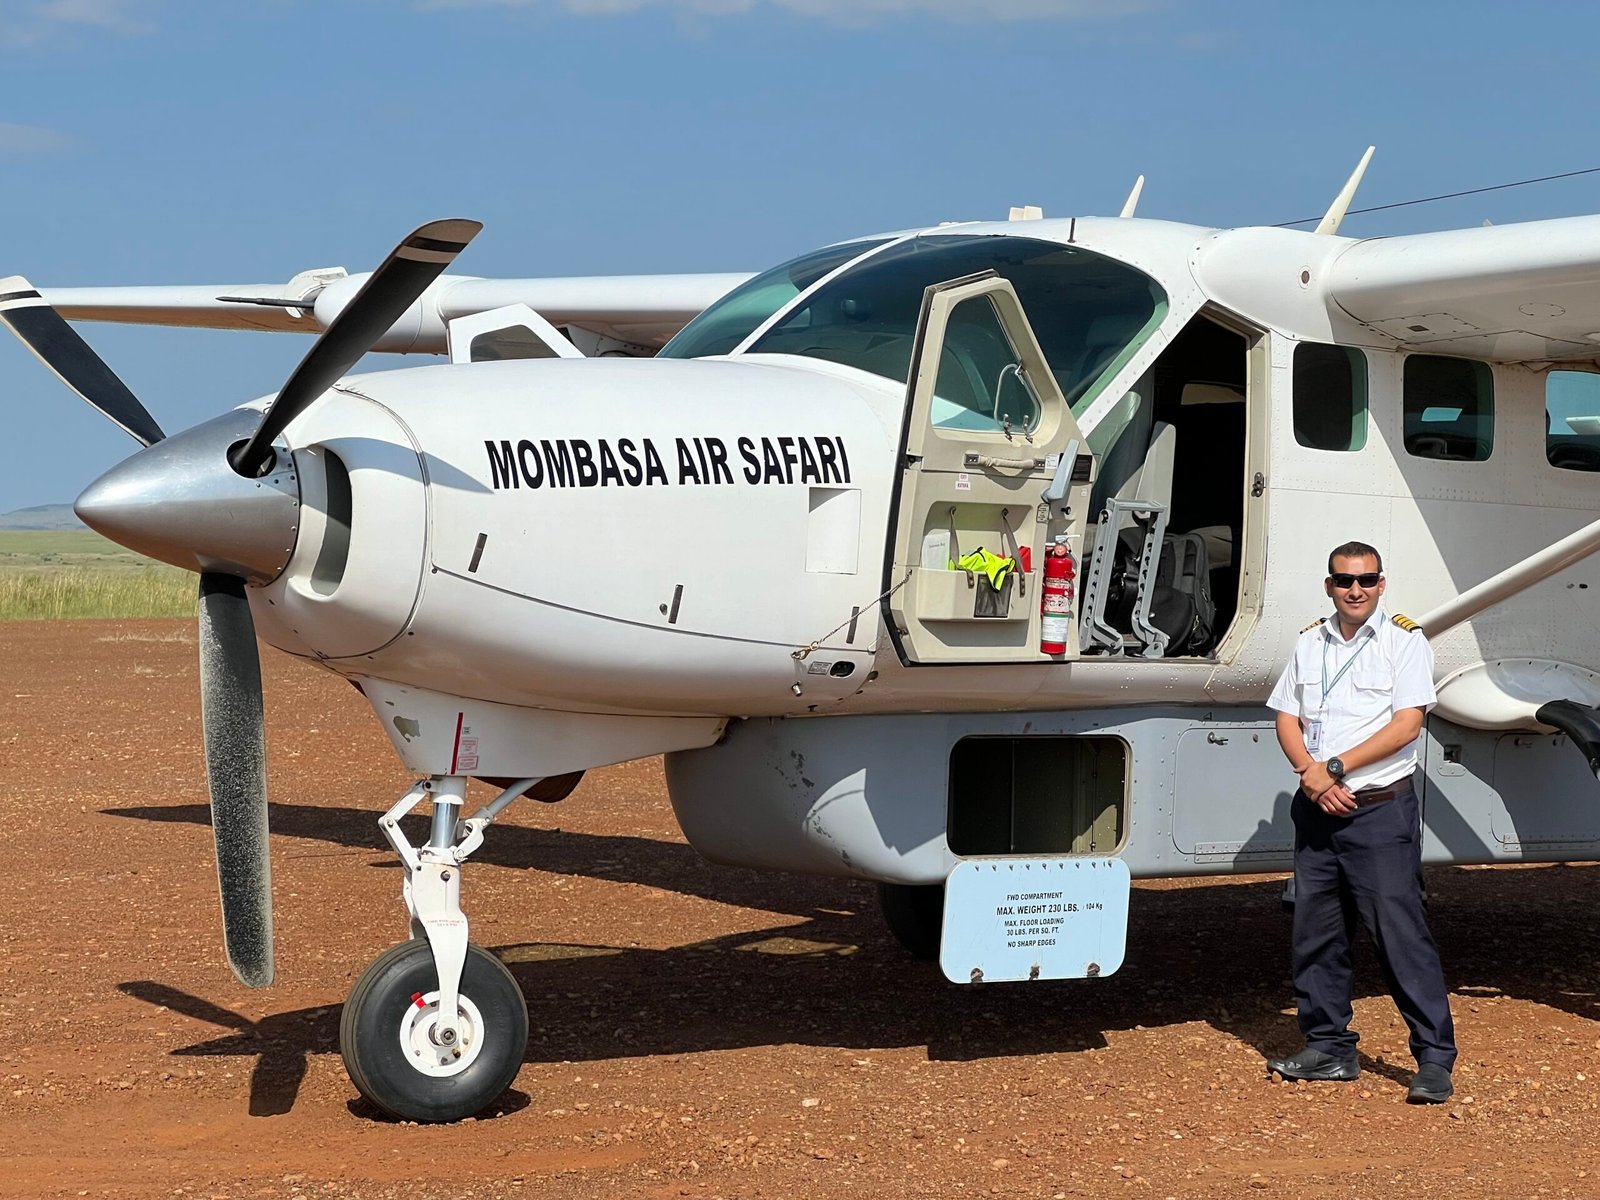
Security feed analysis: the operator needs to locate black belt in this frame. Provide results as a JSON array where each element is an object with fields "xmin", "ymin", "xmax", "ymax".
[{"xmin": 1351, "ymin": 780, "xmax": 1414, "ymax": 807}]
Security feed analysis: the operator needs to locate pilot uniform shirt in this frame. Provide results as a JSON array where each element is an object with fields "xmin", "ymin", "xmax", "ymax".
[{"xmin": 1266, "ymin": 607, "xmax": 1436, "ymax": 793}]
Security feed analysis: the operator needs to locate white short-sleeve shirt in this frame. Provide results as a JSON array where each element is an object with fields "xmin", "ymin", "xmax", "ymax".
[{"xmin": 1265, "ymin": 606, "xmax": 1436, "ymax": 791}]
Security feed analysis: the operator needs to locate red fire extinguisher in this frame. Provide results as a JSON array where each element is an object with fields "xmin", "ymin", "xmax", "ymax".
[{"xmin": 1039, "ymin": 539, "xmax": 1075, "ymax": 655}]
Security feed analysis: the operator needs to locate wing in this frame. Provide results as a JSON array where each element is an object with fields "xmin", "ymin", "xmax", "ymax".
[
  {"xmin": 39, "ymin": 269, "xmax": 752, "ymax": 354},
  {"xmin": 44, "ymin": 281, "xmax": 331, "ymax": 334},
  {"xmin": 43, "ymin": 263, "xmax": 350, "ymax": 335},
  {"xmin": 1326, "ymin": 214, "xmax": 1600, "ymax": 364},
  {"xmin": 437, "ymin": 274, "xmax": 752, "ymax": 352}
]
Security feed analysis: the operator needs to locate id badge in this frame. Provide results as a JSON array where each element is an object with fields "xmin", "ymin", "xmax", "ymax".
[{"xmin": 1304, "ymin": 714, "xmax": 1324, "ymax": 755}]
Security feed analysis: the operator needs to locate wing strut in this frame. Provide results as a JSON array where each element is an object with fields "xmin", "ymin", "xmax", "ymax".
[{"xmin": 1418, "ymin": 511, "xmax": 1600, "ymax": 638}]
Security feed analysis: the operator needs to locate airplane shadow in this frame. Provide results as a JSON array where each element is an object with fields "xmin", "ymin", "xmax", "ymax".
[
  {"xmin": 118, "ymin": 980, "xmax": 338, "ymax": 1119},
  {"xmin": 103, "ymin": 800, "xmax": 858, "ymax": 921},
  {"xmin": 118, "ymin": 861, "xmax": 1599, "ymax": 1118}
]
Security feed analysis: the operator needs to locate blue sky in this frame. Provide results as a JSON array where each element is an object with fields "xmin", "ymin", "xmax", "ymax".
[{"xmin": 4, "ymin": 0, "xmax": 1600, "ymax": 511}]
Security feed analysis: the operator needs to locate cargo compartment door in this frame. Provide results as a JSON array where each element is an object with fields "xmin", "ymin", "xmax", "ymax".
[{"xmin": 886, "ymin": 272, "xmax": 1094, "ymax": 664}]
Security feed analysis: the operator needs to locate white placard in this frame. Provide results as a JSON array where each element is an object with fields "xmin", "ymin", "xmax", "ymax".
[{"xmin": 939, "ymin": 857, "xmax": 1130, "ymax": 984}]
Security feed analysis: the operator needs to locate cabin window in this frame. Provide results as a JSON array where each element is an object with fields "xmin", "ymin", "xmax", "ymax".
[
  {"xmin": 1292, "ymin": 343, "xmax": 1367, "ymax": 451},
  {"xmin": 1403, "ymin": 355, "xmax": 1494, "ymax": 462},
  {"xmin": 741, "ymin": 234, "xmax": 1166, "ymax": 414},
  {"xmin": 929, "ymin": 294, "xmax": 1042, "ymax": 434},
  {"xmin": 659, "ymin": 238, "xmax": 889, "ymax": 360},
  {"xmin": 1546, "ymin": 370, "xmax": 1600, "ymax": 473}
]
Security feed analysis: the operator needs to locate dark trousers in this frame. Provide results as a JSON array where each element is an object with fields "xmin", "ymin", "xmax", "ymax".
[{"xmin": 1290, "ymin": 779, "xmax": 1456, "ymax": 1068}]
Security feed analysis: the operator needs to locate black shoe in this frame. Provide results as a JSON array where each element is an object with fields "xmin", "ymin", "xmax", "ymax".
[
  {"xmin": 1406, "ymin": 1062, "xmax": 1454, "ymax": 1104},
  {"xmin": 1265, "ymin": 1048, "xmax": 1359, "ymax": 1082}
]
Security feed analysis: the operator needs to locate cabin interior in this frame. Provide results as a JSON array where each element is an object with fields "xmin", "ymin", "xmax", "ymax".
[{"xmin": 1082, "ymin": 312, "xmax": 1250, "ymax": 659}]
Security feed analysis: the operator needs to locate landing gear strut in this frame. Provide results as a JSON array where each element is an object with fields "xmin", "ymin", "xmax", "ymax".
[{"xmin": 339, "ymin": 775, "xmax": 540, "ymax": 1122}]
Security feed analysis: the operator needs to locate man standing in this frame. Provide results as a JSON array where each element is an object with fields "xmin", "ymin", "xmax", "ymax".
[{"xmin": 1264, "ymin": 541, "xmax": 1456, "ymax": 1104}]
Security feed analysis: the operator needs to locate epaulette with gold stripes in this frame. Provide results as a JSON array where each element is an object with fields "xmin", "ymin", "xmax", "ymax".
[
  {"xmin": 1300, "ymin": 617, "xmax": 1327, "ymax": 633},
  {"xmin": 1391, "ymin": 613, "xmax": 1422, "ymax": 633}
]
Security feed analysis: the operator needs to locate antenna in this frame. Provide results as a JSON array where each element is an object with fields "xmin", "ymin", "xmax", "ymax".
[
  {"xmin": 1119, "ymin": 175, "xmax": 1145, "ymax": 219},
  {"xmin": 1315, "ymin": 146, "xmax": 1376, "ymax": 236}
]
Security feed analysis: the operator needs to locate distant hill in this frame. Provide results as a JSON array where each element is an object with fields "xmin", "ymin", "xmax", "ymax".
[{"xmin": 0, "ymin": 504, "xmax": 84, "ymax": 531}]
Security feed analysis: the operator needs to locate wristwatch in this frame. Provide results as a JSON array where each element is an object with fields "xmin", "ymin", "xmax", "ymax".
[{"xmin": 1326, "ymin": 756, "xmax": 1346, "ymax": 779}]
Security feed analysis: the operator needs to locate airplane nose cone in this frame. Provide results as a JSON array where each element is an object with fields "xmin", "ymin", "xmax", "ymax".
[{"xmin": 75, "ymin": 409, "xmax": 301, "ymax": 583}]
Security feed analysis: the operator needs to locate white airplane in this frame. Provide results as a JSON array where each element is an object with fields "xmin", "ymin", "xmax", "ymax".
[{"xmin": 9, "ymin": 150, "xmax": 1600, "ymax": 1123}]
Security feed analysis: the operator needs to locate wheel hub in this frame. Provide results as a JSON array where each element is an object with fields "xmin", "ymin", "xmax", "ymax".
[{"xmin": 400, "ymin": 989, "xmax": 486, "ymax": 1077}]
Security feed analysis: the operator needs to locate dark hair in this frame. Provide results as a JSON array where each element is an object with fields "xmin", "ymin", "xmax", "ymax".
[{"xmin": 1328, "ymin": 541, "xmax": 1382, "ymax": 574}]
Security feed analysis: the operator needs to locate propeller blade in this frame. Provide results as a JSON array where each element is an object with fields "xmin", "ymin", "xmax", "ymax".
[
  {"xmin": 0, "ymin": 276, "xmax": 165, "ymax": 446},
  {"xmin": 197, "ymin": 571, "xmax": 274, "ymax": 988},
  {"xmin": 230, "ymin": 218, "xmax": 482, "ymax": 475}
]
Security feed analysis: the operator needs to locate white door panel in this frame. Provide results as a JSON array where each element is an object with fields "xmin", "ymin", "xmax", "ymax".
[{"xmin": 888, "ymin": 274, "xmax": 1095, "ymax": 664}]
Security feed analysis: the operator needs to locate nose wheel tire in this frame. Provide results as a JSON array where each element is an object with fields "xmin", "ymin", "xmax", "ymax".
[{"xmin": 340, "ymin": 940, "xmax": 528, "ymax": 1123}]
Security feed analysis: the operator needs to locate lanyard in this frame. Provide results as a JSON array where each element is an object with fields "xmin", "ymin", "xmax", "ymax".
[{"xmin": 1320, "ymin": 626, "xmax": 1374, "ymax": 702}]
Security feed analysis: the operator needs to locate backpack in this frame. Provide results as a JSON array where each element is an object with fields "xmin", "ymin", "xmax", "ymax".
[
  {"xmin": 1101, "ymin": 530, "xmax": 1217, "ymax": 657},
  {"xmin": 1154, "ymin": 532, "xmax": 1215, "ymax": 655}
]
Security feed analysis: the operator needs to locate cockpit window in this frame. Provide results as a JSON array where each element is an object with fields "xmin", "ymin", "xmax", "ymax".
[
  {"xmin": 744, "ymin": 234, "xmax": 1166, "ymax": 415},
  {"xmin": 659, "ymin": 239, "xmax": 891, "ymax": 360}
]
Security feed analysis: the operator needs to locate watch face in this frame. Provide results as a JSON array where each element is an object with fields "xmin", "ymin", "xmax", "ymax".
[{"xmin": 1328, "ymin": 757, "xmax": 1344, "ymax": 777}]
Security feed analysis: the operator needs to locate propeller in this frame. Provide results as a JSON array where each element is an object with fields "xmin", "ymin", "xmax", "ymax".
[
  {"xmin": 0, "ymin": 278, "xmax": 166, "ymax": 446},
  {"xmin": 229, "ymin": 218, "xmax": 482, "ymax": 476},
  {"xmin": 1, "ymin": 219, "xmax": 483, "ymax": 987},
  {"xmin": 198, "ymin": 572, "xmax": 273, "ymax": 986}
]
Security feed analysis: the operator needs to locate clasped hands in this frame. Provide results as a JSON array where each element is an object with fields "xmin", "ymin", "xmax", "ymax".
[{"xmin": 1297, "ymin": 760, "xmax": 1357, "ymax": 815}]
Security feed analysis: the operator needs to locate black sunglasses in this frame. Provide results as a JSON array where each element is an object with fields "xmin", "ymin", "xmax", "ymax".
[{"xmin": 1329, "ymin": 572, "xmax": 1382, "ymax": 588}]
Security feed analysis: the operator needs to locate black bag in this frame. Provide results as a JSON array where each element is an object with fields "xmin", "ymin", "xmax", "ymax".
[
  {"xmin": 973, "ymin": 572, "xmax": 1014, "ymax": 618},
  {"xmin": 1103, "ymin": 530, "xmax": 1215, "ymax": 656},
  {"xmin": 952, "ymin": 508, "xmax": 1022, "ymax": 619},
  {"xmin": 1154, "ymin": 532, "xmax": 1215, "ymax": 655}
]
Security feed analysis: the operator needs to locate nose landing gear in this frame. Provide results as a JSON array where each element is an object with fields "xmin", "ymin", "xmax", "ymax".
[
  {"xmin": 339, "ymin": 775, "xmax": 542, "ymax": 1122},
  {"xmin": 341, "ymin": 940, "xmax": 527, "ymax": 1122}
]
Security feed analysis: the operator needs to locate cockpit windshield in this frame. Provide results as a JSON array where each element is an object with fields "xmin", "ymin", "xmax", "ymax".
[
  {"xmin": 739, "ymin": 234, "xmax": 1166, "ymax": 415},
  {"xmin": 659, "ymin": 238, "xmax": 891, "ymax": 360}
]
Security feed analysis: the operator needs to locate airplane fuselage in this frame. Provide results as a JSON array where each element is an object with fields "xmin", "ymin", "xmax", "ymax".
[{"xmin": 231, "ymin": 216, "xmax": 1600, "ymax": 887}]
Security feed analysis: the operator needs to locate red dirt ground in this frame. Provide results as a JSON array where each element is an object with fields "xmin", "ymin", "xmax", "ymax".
[{"xmin": 1, "ymin": 618, "xmax": 1598, "ymax": 1199}]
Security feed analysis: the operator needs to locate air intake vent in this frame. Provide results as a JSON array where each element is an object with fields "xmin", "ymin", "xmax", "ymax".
[{"xmin": 309, "ymin": 450, "xmax": 352, "ymax": 596}]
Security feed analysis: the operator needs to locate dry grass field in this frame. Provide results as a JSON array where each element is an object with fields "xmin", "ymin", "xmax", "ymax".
[{"xmin": 0, "ymin": 530, "xmax": 193, "ymax": 619}]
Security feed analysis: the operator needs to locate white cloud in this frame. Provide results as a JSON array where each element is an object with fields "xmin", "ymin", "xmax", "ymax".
[
  {"xmin": 0, "ymin": 0, "xmax": 156, "ymax": 48},
  {"xmin": 419, "ymin": 0, "xmax": 1153, "ymax": 23},
  {"xmin": 0, "ymin": 121, "xmax": 74, "ymax": 154}
]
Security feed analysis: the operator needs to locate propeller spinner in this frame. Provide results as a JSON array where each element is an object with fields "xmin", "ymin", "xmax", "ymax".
[{"xmin": 0, "ymin": 219, "xmax": 483, "ymax": 986}]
